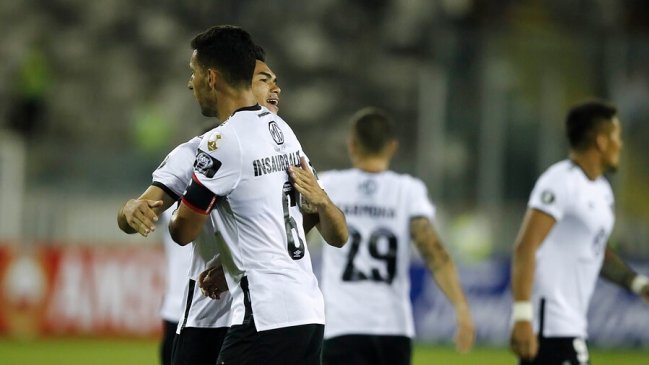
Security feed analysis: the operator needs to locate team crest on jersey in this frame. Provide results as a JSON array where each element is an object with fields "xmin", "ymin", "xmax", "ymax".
[
  {"xmin": 541, "ymin": 190, "xmax": 555, "ymax": 204},
  {"xmin": 268, "ymin": 121, "xmax": 284, "ymax": 145},
  {"xmin": 358, "ymin": 179, "xmax": 377, "ymax": 195},
  {"xmin": 207, "ymin": 132, "xmax": 222, "ymax": 151},
  {"xmin": 194, "ymin": 150, "xmax": 222, "ymax": 178}
]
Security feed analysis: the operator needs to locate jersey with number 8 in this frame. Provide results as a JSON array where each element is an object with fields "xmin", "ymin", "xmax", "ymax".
[
  {"xmin": 319, "ymin": 169, "xmax": 435, "ymax": 339},
  {"xmin": 191, "ymin": 105, "xmax": 324, "ymax": 332}
]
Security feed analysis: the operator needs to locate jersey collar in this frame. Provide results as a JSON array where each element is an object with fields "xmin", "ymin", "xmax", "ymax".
[{"xmin": 231, "ymin": 104, "xmax": 261, "ymax": 116}]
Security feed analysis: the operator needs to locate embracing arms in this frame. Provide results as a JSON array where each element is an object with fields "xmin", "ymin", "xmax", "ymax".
[
  {"xmin": 289, "ymin": 157, "xmax": 348, "ymax": 247},
  {"xmin": 117, "ymin": 185, "xmax": 177, "ymax": 236}
]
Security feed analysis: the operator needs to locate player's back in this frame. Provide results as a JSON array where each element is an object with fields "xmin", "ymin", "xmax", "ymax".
[{"xmin": 319, "ymin": 168, "xmax": 435, "ymax": 339}]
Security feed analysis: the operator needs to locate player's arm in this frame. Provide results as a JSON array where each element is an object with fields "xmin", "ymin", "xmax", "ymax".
[
  {"xmin": 289, "ymin": 157, "xmax": 348, "ymax": 247},
  {"xmin": 410, "ymin": 216, "xmax": 474, "ymax": 353},
  {"xmin": 509, "ymin": 208, "xmax": 556, "ymax": 360},
  {"xmin": 600, "ymin": 247, "xmax": 649, "ymax": 303},
  {"xmin": 168, "ymin": 175, "xmax": 214, "ymax": 246},
  {"xmin": 117, "ymin": 185, "xmax": 177, "ymax": 236}
]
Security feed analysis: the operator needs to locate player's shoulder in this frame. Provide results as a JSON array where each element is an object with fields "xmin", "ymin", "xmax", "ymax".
[
  {"xmin": 197, "ymin": 121, "xmax": 241, "ymax": 155},
  {"xmin": 175, "ymin": 135, "xmax": 204, "ymax": 152},
  {"xmin": 382, "ymin": 170, "xmax": 427, "ymax": 190},
  {"xmin": 264, "ymin": 111, "xmax": 299, "ymax": 142},
  {"xmin": 156, "ymin": 135, "xmax": 203, "ymax": 170},
  {"xmin": 534, "ymin": 160, "xmax": 583, "ymax": 197},
  {"xmin": 319, "ymin": 168, "xmax": 363, "ymax": 182},
  {"xmin": 538, "ymin": 159, "xmax": 577, "ymax": 181}
]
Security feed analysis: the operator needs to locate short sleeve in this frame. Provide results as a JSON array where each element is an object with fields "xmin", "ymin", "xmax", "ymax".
[
  {"xmin": 407, "ymin": 177, "xmax": 436, "ymax": 220},
  {"xmin": 193, "ymin": 126, "xmax": 242, "ymax": 196},
  {"xmin": 528, "ymin": 169, "xmax": 571, "ymax": 221},
  {"xmin": 152, "ymin": 140, "xmax": 199, "ymax": 199}
]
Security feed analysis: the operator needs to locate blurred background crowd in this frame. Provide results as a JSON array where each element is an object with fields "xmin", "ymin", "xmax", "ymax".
[
  {"xmin": 1, "ymin": 0, "xmax": 648, "ymax": 347},
  {"xmin": 2, "ymin": 0, "xmax": 649, "ymax": 257}
]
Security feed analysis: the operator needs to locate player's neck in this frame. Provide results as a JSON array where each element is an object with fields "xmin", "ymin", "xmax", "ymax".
[
  {"xmin": 569, "ymin": 150, "xmax": 603, "ymax": 181},
  {"xmin": 353, "ymin": 157, "xmax": 390, "ymax": 173},
  {"xmin": 216, "ymin": 88, "xmax": 257, "ymax": 121}
]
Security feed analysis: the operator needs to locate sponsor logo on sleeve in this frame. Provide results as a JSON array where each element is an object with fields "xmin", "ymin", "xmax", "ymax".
[
  {"xmin": 194, "ymin": 150, "xmax": 222, "ymax": 178},
  {"xmin": 541, "ymin": 190, "xmax": 555, "ymax": 204}
]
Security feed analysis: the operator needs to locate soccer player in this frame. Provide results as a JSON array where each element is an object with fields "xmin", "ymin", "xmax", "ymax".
[
  {"xmin": 318, "ymin": 107, "xmax": 475, "ymax": 365},
  {"xmin": 157, "ymin": 209, "xmax": 191, "ymax": 365},
  {"xmin": 509, "ymin": 100, "xmax": 649, "ymax": 365},
  {"xmin": 117, "ymin": 46, "xmax": 282, "ymax": 365},
  {"xmin": 168, "ymin": 25, "xmax": 348, "ymax": 365}
]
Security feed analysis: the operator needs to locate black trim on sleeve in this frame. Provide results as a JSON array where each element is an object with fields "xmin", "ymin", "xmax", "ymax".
[
  {"xmin": 152, "ymin": 181, "xmax": 180, "ymax": 202},
  {"xmin": 182, "ymin": 175, "xmax": 217, "ymax": 214},
  {"xmin": 410, "ymin": 215, "xmax": 431, "ymax": 221}
]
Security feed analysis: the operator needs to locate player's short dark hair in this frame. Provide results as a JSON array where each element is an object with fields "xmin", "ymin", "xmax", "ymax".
[
  {"xmin": 254, "ymin": 44, "xmax": 266, "ymax": 62},
  {"xmin": 565, "ymin": 100, "xmax": 618, "ymax": 151},
  {"xmin": 350, "ymin": 107, "xmax": 395, "ymax": 155},
  {"xmin": 190, "ymin": 25, "xmax": 256, "ymax": 88}
]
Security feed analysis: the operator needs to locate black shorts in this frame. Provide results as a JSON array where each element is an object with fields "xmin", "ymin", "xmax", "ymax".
[
  {"xmin": 520, "ymin": 337, "xmax": 590, "ymax": 365},
  {"xmin": 217, "ymin": 317, "xmax": 323, "ymax": 365},
  {"xmin": 323, "ymin": 334, "xmax": 412, "ymax": 365},
  {"xmin": 171, "ymin": 279, "xmax": 228, "ymax": 365},
  {"xmin": 160, "ymin": 320, "xmax": 177, "ymax": 365},
  {"xmin": 171, "ymin": 326, "xmax": 228, "ymax": 365},
  {"xmin": 217, "ymin": 277, "xmax": 324, "ymax": 365}
]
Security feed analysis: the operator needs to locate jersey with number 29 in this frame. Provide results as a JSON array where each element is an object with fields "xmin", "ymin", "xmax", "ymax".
[
  {"xmin": 189, "ymin": 105, "xmax": 324, "ymax": 332},
  {"xmin": 319, "ymin": 169, "xmax": 435, "ymax": 339},
  {"xmin": 528, "ymin": 159, "xmax": 615, "ymax": 338}
]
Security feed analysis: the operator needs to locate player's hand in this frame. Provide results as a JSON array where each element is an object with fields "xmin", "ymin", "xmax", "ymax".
[
  {"xmin": 454, "ymin": 305, "xmax": 475, "ymax": 353},
  {"xmin": 198, "ymin": 265, "xmax": 228, "ymax": 300},
  {"xmin": 510, "ymin": 320, "xmax": 538, "ymax": 361},
  {"xmin": 288, "ymin": 157, "xmax": 328, "ymax": 214},
  {"xmin": 122, "ymin": 199, "xmax": 163, "ymax": 237}
]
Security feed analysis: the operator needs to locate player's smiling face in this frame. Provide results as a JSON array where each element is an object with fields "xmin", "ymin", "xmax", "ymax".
[
  {"xmin": 188, "ymin": 50, "xmax": 218, "ymax": 117},
  {"xmin": 252, "ymin": 60, "xmax": 280, "ymax": 114}
]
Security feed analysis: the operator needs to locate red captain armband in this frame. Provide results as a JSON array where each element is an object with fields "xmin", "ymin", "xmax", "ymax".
[{"xmin": 181, "ymin": 174, "xmax": 217, "ymax": 215}]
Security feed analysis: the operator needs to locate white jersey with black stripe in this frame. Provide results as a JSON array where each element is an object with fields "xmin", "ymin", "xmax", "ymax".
[
  {"xmin": 318, "ymin": 169, "xmax": 436, "ymax": 339},
  {"xmin": 152, "ymin": 135, "xmax": 231, "ymax": 329},
  {"xmin": 528, "ymin": 159, "xmax": 615, "ymax": 338},
  {"xmin": 158, "ymin": 208, "xmax": 192, "ymax": 323},
  {"xmin": 191, "ymin": 105, "xmax": 325, "ymax": 331}
]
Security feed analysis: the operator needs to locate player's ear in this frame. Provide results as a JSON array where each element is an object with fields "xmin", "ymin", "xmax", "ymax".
[
  {"xmin": 386, "ymin": 139, "xmax": 398, "ymax": 158},
  {"xmin": 594, "ymin": 131, "xmax": 608, "ymax": 152},
  {"xmin": 207, "ymin": 69, "xmax": 220, "ymax": 89},
  {"xmin": 347, "ymin": 135, "xmax": 357, "ymax": 158}
]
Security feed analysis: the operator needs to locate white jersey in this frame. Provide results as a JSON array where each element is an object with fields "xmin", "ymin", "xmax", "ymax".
[
  {"xmin": 152, "ymin": 135, "xmax": 231, "ymax": 329},
  {"xmin": 190, "ymin": 105, "xmax": 324, "ymax": 331},
  {"xmin": 528, "ymin": 159, "xmax": 615, "ymax": 338},
  {"xmin": 158, "ymin": 208, "xmax": 192, "ymax": 323},
  {"xmin": 319, "ymin": 168, "xmax": 435, "ymax": 339}
]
